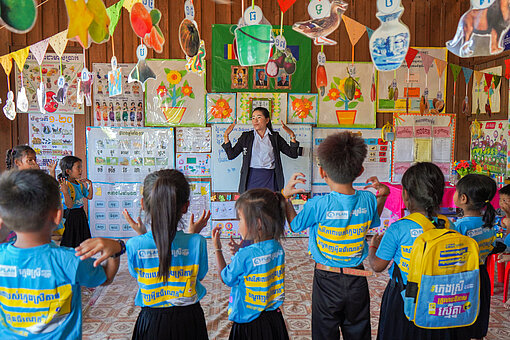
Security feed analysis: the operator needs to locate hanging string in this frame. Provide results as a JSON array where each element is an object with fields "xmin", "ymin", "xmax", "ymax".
[
  {"xmin": 241, "ymin": 0, "xmax": 244, "ymax": 15},
  {"xmin": 252, "ymin": 0, "xmax": 254, "ymax": 9},
  {"xmin": 280, "ymin": 11, "xmax": 284, "ymax": 34},
  {"xmin": 111, "ymin": 33, "xmax": 115, "ymax": 58},
  {"xmin": 321, "ymin": 45, "xmax": 324, "ymax": 53},
  {"xmin": 351, "ymin": 44, "xmax": 354, "ymax": 66}
]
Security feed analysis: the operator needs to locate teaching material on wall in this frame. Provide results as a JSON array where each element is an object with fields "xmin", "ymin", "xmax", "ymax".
[
  {"xmin": 15, "ymin": 53, "xmax": 84, "ymax": 114},
  {"xmin": 312, "ymin": 128, "xmax": 391, "ymax": 185},
  {"xmin": 92, "ymin": 63, "xmax": 144, "ymax": 127},
  {"xmin": 211, "ymin": 201, "xmax": 237, "ymax": 220},
  {"xmin": 86, "ymin": 127, "xmax": 175, "ymax": 183},
  {"xmin": 470, "ymin": 120, "xmax": 507, "ymax": 176},
  {"xmin": 175, "ymin": 127, "xmax": 211, "ymax": 153},
  {"xmin": 176, "ymin": 153, "xmax": 211, "ymax": 177},
  {"xmin": 211, "ymin": 124, "xmax": 312, "ymax": 192},
  {"xmin": 287, "ymin": 93, "xmax": 318, "ymax": 124},
  {"xmin": 144, "ymin": 59, "xmax": 206, "ymax": 126},
  {"xmin": 236, "ymin": 92, "xmax": 288, "ymax": 125},
  {"xmin": 392, "ymin": 113, "xmax": 455, "ymax": 182},
  {"xmin": 472, "ymin": 66, "xmax": 501, "ymax": 115},
  {"xmin": 182, "ymin": 180, "xmax": 211, "ymax": 237},
  {"xmin": 89, "ymin": 182, "xmax": 142, "ymax": 238},
  {"xmin": 318, "ymin": 62, "xmax": 376, "ymax": 128},
  {"xmin": 377, "ymin": 47, "xmax": 447, "ymax": 113},
  {"xmin": 206, "ymin": 93, "xmax": 236, "ymax": 124},
  {"xmin": 29, "ymin": 113, "xmax": 75, "ymax": 171}
]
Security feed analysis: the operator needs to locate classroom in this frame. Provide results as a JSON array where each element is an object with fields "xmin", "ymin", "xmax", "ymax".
[{"xmin": 1, "ymin": 0, "xmax": 510, "ymax": 339}]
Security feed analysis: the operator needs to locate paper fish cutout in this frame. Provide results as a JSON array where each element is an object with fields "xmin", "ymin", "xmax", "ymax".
[
  {"xmin": 128, "ymin": 59, "xmax": 156, "ymax": 91},
  {"xmin": 3, "ymin": 91, "xmax": 16, "ymax": 120},
  {"xmin": 0, "ymin": 0, "xmax": 37, "ymax": 33},
  {"xmin": 185, "ymin": 40, "xmax": 206, "ymax": 76},
  {"xmin": 16, "ymin": 87, "xmax": 29, "ymax": 112},
  {"xmin": 55, "ymin": 82, "xmax": 69, "ymax": 105},
  {"xmin": 37, "ymin": 82, "xmax": 46, "ymax": 113}
]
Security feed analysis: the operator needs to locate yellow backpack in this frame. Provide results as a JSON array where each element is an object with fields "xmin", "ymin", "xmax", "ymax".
[{"xmin": 401, "ymin": 213, "xmax": 480, "ymax": 329}]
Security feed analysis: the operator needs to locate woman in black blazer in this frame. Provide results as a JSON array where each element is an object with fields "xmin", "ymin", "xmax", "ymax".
[{"xmin": 222, "ymin": 107, "xmax": 300, "ymax": 193}]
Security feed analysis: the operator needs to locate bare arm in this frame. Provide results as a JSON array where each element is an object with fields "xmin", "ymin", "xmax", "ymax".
[
  {"xmin": 74, "ymin": 238, "xmax": 123, "ymax": 285},
  {"xmin": 364, "ymin": 177, "xmax": 390, "ymax": 216},
  {"xmin": 282, "ymin": 173, "xmax": 306, "ymax": 227},
  {"xmin": 212, "ymin": 226, "xmax": 227, "ymax": 277},
  {"xmin": 368, "ymin": 233, "xmax": 390, "ymax": 272},
  {"xmin": 59, "ymin": 179, "xmax": 73, "ymax": 209}
]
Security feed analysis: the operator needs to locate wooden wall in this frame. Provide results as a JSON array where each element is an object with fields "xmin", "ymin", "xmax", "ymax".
[{"xmin": 0, "ymin": 0, "xmax": 508, "ymax": 172}]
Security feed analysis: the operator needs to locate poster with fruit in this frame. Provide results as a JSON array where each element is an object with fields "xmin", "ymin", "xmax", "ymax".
[
  {"xmin": 211, "ymin": 24, "xmax": 311, "ymax": 93},
  {"xmin": 377, "ymin": 47, "xmax": 447, "ymax": 113},
  {"xmin": 144, "ymin": 59, "xmax": 206, "ymax": 127},
  {"xmin": 14, "ymin": 53, "xmax": 84, "ymax": 114},
  {"xmin": 471, "ymin": 66, "xmax": 501, "ymax": 115},
  {"xmin": 287, "ymin": 93, "xmax": 318, "ymax": 124},
  {"xmin": 206, "ymin": 93, "xmax": 236, "ymax": 124},
  {"xmin": 318, "ymin": 62, "xmax": 376, "ymax": 128},
  {"xmin": 236, "ymin": 92, "xmax": 287, "ymax": 125}
]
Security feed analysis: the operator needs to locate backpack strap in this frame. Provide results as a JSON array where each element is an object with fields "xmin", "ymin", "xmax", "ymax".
[{"xmin": 402, "ymin": 213, "xmax": 450, "ymax": 232}]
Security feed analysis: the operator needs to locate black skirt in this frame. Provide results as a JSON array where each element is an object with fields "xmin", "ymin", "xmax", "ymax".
[
  {"xmin": 60, "ymin": 207, "xmax": 91, "ymax": 248},
  {"xmin": 246, "ymin": 167, "xmax": 277, "ymax": 192},
  {"xmin": 229, "ymin": 308, "xmax": 289, "ymax": 340},
  {"xmin": 132, "ymin": 302, "xmax": 208, "ymax": 340}
]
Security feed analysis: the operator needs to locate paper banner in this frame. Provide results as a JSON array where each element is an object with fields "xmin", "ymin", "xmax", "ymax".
[
  {"xmin": 123, "ymin": 0, "xmax": 140, "ymax": 12},
  {"xmin": 434, "ymin": 58, "xmax": 447, "ymax": 78},
  {"xmin": 450, "ymin": 63, "xmax": 462, "ymax": 82},
  {"xmin": 484, "ymin": 73, "xmax": 493, "ymax": 87},
  {"xmin": 505, "ymin": 59, "xmax": 510, "ymax": 79},
  {"xmin": 366, "ymin": 27, "xmax": 374, "ymax": 40},
  {"xmin": 49, "ymin": 30, "xmax": 69, "ymax": 57},
  {"xmin": 474, "ymin": 70, "xmax": 483, "ymax": 85},
  {"xmin": 343, "ymin": 16, "xmax": 366, "ymax": 46},
  {"xmin": 494, "ymin": 75, "xmax": 501, "ymax": 89},
  {"xmin": 405, "ymin": 48, "xmax": 418, "ymax": 69},
  {"xmin": 462, "ymin": 67, "xmax": 473, "ymax": 85},
  {"xmin": 277, "ymin": 0, "xmax": 297, "ymax": 13},
  {"xmin": 30, "ymin": 39, "xmax": 50, "ymax": 65},
  {"xmin": 106, "ymin": 0, "xmax": 124, "ymax": 36},
  {"xmin": 11, "ymin": 47, "xmax": 30, "ymax": 72},
  {"xmin": 419, "ymin": 51, "xmax": 435, "ymax": 74},
  {"xmin": 0, "ymin": 55, "xmax": 13, "ymax": 77}
]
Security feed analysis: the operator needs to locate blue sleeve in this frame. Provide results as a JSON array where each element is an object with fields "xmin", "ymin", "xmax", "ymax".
[
  {"xmin": 197, "ymin": 236, "xmax": 208, "ymax": 281},
  {"xmin": 376, "ymin": 224, "xmax": 399, "ymax": 261},
  {"xmin": 126, "ymin": 240, "xmax": 138, "ymax": 279},
  {"xmin": 291, "ymin": 198, "xmax": 317, "ymax": 233},
  {"xmin": 221, "ymin": 251, "xmax": 245, "ymax": 287},
  {"xmin": 82, "ymin": 183, "xmax": 89, "ymax": 198},
  {"xmin": 505, "ymin": 234, "xmax": 510, "ymax": 249},
  {"xmin": 75, "ymin": 257, "xmax": 107, "ymax": 287},
  {"xmin": 451, "ymin": 222, "xmax": 463, "ymax": 234},
  {"xmin": 370, "ymin": 194, "xmax": 381, "ymax": 229}
]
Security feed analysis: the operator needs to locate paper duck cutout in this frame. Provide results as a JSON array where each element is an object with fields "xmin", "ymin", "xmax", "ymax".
[
  {"xmin": 54, "ymin": 82, "xmax": 69, "ymax": 105},
  {"xmin": 128, "ymin": 59, "xmax": 156, "ymax": 91},
  {"xmin": 80, "ymin": 76, "xmax": 93, "ymax": 106},
  {"xmin": 44, "ymin": 91, "xmax": 58, "ymax": 113},
  {"xmin": 36, "ymin": 82, "xmax": 46, "ymax": 113},
  {"xmin": 65, "ymin": 0, "xmax": 94, "ymax": 48},
  {"xmin": 3, "ymin": 91, "xmax": 16, "ymax": 120},
  {"xmin": 131, "ymin": 3, "xmax": 165, "ymax": 53},
  {"xmin": 292, "ymin": 0, "xmax": 348, "ymax": 45},
  {"xmin": 0, "ymin": 0, "xmax": 37, "ymax": 33},
  {"xmin": 185, "ymin": 40, "xmax": 206, "ymax": 76},
  {"xmin": 16, "ymin": 86, "xmax": 29, "ymax": 112}
]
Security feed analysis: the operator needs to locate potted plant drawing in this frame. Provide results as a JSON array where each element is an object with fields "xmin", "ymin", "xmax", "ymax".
[
  {"xmin": 290, "ymin": 95, "xmax": 314, "ymax": 122},
  {"xmin": 157, "ymin": 68, "xmax": 195, "ymax": 124},
  {"xmin": 210, "ymin": 95, "xmax": 233, "ymax": 122},
  {"xmin": 323, "ymin": 67, "xmax": 363, "ymax": 125}
]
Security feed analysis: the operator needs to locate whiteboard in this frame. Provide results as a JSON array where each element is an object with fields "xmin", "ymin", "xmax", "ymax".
[{"xmin": 211, "ymin": 124, "xmax": 312, "ymax": 192}]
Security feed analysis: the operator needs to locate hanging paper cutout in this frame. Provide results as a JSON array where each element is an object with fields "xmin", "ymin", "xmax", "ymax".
[
  {"xmin": 87, "ymin": 0, "xmax": 111, "ymax": 44},
  {"xmin": 484, "ymin": 72, "xmax": 494, "ymax": 115},
  {"xmin": 278, "ymin": 0, "xmax": 297, "ymax": 13},
  {"xmin": 65, "ymin": 0, "xmax": 94, "ymax": 48},
  {"xmin": 16, "ymin": 87, "xmax": 29, "ymax": 113},
  {"xmin": 435, "ymin": 59, "xmax": 447, "ymax": 79},
  {"xmin": 505, "ymin": 59, "xmax": 510, "ymax": 79},
  {"xmin": 473, "ymin": 70, "xmax": 483, "ymax": 115},
  {"xmin": 316, "ymin": 52, "xmax": 327, "ymax": 96},
  {"xmin": 12, "ymin": 47, "xmax": 30, "ymax": 114},
  {"xmin": 462, "ymin": 67, "xmax": 473, "ymax": 116},
  {"xmin": 106, "ymin": 0, "xmax": 124, "ymax": 36},
  {"xmin": 3, "ymin": 91, "xmax": 16, "ymax": 120},
  {"xmin": 418, "ymin": 52, "xmax": 435, "ymax": 75},
  {"xmin": 447, "ymin": 0, "xmax": 510, "ymax": 58},
  {"xmin": 185, "ymin": 40, "xmax": 206, "ymax": 76},
  {"xmin": 79, "ymin": 71, "xmax": 94, "ymax": 106},
  {"xmin": 0, "ymin": 55, "xmax": 13, "ymax": 78},
  {"xmin": 343, "ymin": 16, "xmax": 366, "ymax": 46},
  {"xmin": 462, "ymin": 67, "xmax": 474, "ymax": 84},
  {"xmin": 450, "ymin": 63, "xmax": 462, "ymax": 107},
  {"xmin": 123, "ymin": 0, "xmax": 140, "ymax": 12},
  {"xmin": 129, "ymin": 45, "xmax": 156, "ymax": 91},
  {"xmin": 179, "ymin": 19, "xmax": 201, "ymax": 58},
  {"xmin": 11, "ymin": 47, "xmax": 30, "ymax": 73},
  {"xmin": 37, "ymin": 82, "xmax": 46, "ymax": 114},
  {"xmin": 405, "ymin": 48, "xmax": 418, "ymax": 68},
  {"xmin": 366, "ymin": 27, "xmax": 374, "ymax": 40},
  {"xmin": 0, "ymin": 0, "xmax": 37, "ymax": 33},
  {"xmin": 108, "ymin": 58, "xmax": 122, "ymax": 97},
  {"xmin": 293, "ymin": 0, "xmax": 348, "ymax": 45},
  {"xmin": 130, "ymin": 3, "xmax": 165, "ymax": 53},
  {"xmin": 49, "ymin": 31, "xmax": 69, "ymax": 57},
  {"xmin": 30, "ymin": 39, "xmax": 50, "ymax": 65}
]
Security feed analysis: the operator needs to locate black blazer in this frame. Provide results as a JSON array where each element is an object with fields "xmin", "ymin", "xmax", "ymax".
[{"xmin": 221, "ymin": 130, "xmax": 301, "ymax": 193}]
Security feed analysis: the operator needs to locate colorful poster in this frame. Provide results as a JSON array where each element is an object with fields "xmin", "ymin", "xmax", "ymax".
[
  {"xmin": 206, "ymin": 93, "xmax": 236, "ymax": 124},
  {"xmin": 176, "ymin": 153, "xmax": 211, "ymax": 177},
  {"xmin": 86, "ymin": 127, "xmax": 175, "ymax": 183},
  {"xmin": 471, "ymin": 66, "xmax": 501, "ymax": 115},
  {"xmin": 318, "ymin": 62, "xmax": 376, "ymax": 128},
  {"xmin": 236, "ymin": 92, "xmax": 288, "ymax": 125},
  {"xmin": 287, "ymin": 93, "xmax": 318, "ymax": 124},
  {"xmin": 182, "ymin": 181, "xmax": 211, "ymax": 238},
  {"xmin": 92, "ymin": 63, "xmax": 144, "ymax": 127},
  {"xmin": 470, "ymin": 120, "xmax": 507, "ymax": 175},
  {"xmin": 211, "ymin": 24, "xmax": 311, "ymax": 93},
  {"xmin": 29, "ymin": 113, "xmax": 74, "ymax": 171},
  {"xmin": 15, "ymin": 53, "xmax": 84, "ymax": 114},
  {"xmin": 144, "ymin": 59, "xmax": 206, "ymax": 127},
  {"xmin": 175, "ymin": 127, "xmax": 211, "ymax": 153}
]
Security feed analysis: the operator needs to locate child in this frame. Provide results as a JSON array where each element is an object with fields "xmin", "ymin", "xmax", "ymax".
[
  {"xmin": 58, "ymin": 155, "xmax": 93, "ymax": 248},
  {"xmin": 499, "ymin": 184, "xmax": 510, "ymax": 233},
  {"xmin": 369, "ymin": 162, "xmax": 461, "ymax": 339},
  {"xmin": 211, "ymin": 188, "xmax": 289, "ymax": 340},
  {"xmin": 5, "ymin": 145, "xmax": 39, "ymax": 171},
  {"xmin": 282, "ymin": 132, "xmax": 389, "ymax": 340},
  {"xmin": 0, "ymin": 169, "xmax": 121, "ymax": 338},
  {"xmin": 452, "ymin": 174, "xmax": 497, "ymax": 340}
]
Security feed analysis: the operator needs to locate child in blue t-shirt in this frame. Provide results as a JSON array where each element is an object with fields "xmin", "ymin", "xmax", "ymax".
[
  {"xmin": 0, "ymin": 170, "xmax": 121, "ymax": 339},
  {"xmin": 282, "ymin": 132, "xmax": 389, "ymax": 340},
  {"xmin": 212, "ymin": 188, "xmax": 289, "ymax": 340}
]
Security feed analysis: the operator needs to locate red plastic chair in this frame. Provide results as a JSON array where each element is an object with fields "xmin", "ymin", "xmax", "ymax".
[
  {"xmin": 504, "ymin": 259, "xmax": 510, "ymax": 302},
  {"xmin": 487, "ymin": 253, "xmax": 507, "ymax": 297}
]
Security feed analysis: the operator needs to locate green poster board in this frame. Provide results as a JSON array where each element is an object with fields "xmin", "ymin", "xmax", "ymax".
[{"xmin": 212, "ymin": 24, "xmax": 311, "ymax": 93}]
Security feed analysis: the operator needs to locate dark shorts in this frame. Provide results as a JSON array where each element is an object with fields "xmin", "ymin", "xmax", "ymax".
[{"xmin": 229, "ymin": 308, "xmax": 289, "ymax": 340}]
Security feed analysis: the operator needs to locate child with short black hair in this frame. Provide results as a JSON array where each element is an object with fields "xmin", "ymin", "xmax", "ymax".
[
  {"xmin": 283, "ymin": 131, "xmax": 389, "ymax": 340},
  {"xmin": 212, "ymin": 188, "xmax": 289, "ymax": 340},
  {"xmin": 0, "ymin": 169, "xmax": 120, "ymax": 338},
  {"xmin": 499, "ymin": 184, "xmax": 510, "ymax": 232}
]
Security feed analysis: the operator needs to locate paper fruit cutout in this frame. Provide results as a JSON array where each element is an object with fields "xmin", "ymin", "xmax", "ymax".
[
  {"xmin": 131, "ymin": 3, "xmax": 165, "ymax": 53},
  {"xmin": 447, "ymin": 0, "xmax": 510, "ymax": 57},
  {"xmin": 185, "ymin": 40, "xmax": 206, "ymax": 76},
  {"xmin": 0, "ymin": 0, "xmax": 37, "ymax": 33},
  {"xmin": 179, "ymin": 19, "xmax": 201, "ymax": 58},
  {"xmin": 87, "ymin": 0, "xmax": 111, "ymax": 44},
  {"xmin": 369, "ymin": 0, "xmax": 410, "ymax": 71},
  {"xmin": 44, "ymin": 91, "xmax": 58, "ymax": 113},
  {"xmin": 3, "ymin": 91, "xmax": 15, "ymax": 120},
  {"xmin": 36, "ymin": 82, "xmax": 46, "ymax": 113},
  {"xmin": 293, "ymin": 0, "xmax": 348, "ymax": 45},
  {"xmin": 316, "ymin": 52, "xmax": 327, "ymax": 96},
  {"xmin": 266, "ymin": 48, "xmax": 297, "ymax": 79},
  {"xmin": 129, "ymin": 44, "xmax": 156, "ymax": 91},
  {"xmin": 235, "ymin": 24, "xmax": 273, "ymax": 66},
  {"xmin": 16, "ymin": 86, "xmax": 29, "ymax": 112}
]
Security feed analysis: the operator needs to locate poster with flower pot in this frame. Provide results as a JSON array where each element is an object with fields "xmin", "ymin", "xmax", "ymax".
[
  {"xmin": 144, "ymin": 59, "xmax": 206, "ymax": 126},
  {"xmin": 287, "ymin": 93, "xmax": 318, "ymax": 124},
  {"xmin": 236, "ymin": 92, "xmax": 287, "ymax": 125},
  {"xmin": 318, "ymin": 62, "xmax": 376, "ymax": 128},
  {"xmin": 206, "ymin": 93, "xmax": 236, "ymax": 124}
]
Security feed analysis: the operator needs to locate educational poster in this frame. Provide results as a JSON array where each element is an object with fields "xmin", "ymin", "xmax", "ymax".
[
  {"xmin": 92, "ymin": 63, "xmax": 144, "ymax": 127},
  {"xmin": 206, "ymin": 93, "xmax": 236, "ymax": 124},
  {"xmin": 175, "ymin": 127, "xmax": 211, "ymax": 153},
  {"xmin": 470, "ymin": 120, "xmax": 507, "ymax": 175},
  {"xmin": 86, "ymin": 127, "xmax": 175, "ymax": 183},
  {"xmin": 318, "ymin": 62, "xmax": 376, "ymax": 128},
  {"xmin": 312, "ymin": 128, "xmax": 392, "ymax": 185},
  {"xmin": 182, "ymin": 181, "xmax": 211, "ymax": 237},
  {"xmin": 211, "ymin": 124, "xmax": 312, "ymax": 192},
  {"xmin": 391, "ymin": 114, "xmax": 456, "ymax": 182},
  {"xmin": 377, "ymin": 47, "xmax": 448, "ymax": 113},
  {"xmin": 211, "ymin": 24, "xmax": 311, "ymax": 93},
  {"xmin": 89, "ymin": 182, "xmax": 142, "ymax": 238},
  {"xmin": 15, "ymin": 53, "xmax": 84, "ymax": 114},
  {"xmin": 287, "ymin": 93, "xmax": 318, "ymax": 124},
  {"xmin": 176, "ymin": 153, "xmax": 211, "ymax": 177},
  {"xmin": 144, "ymin": 59, "xmax": 206, "ymax": 127},
  {"xmin": 236, "ymin": 92, "xmax": 288, "ymax": 125},
  {"xmin": 471, "ymin": 66, "xmax": 502, "ymax": 115},
  {"xmin": 28, "ymin": 113, "xmax": 74, "ymax": 170}
]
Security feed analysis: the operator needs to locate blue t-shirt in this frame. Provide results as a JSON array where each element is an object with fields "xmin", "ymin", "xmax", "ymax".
[
  {"xmin": 452, "ymin": 216, "xmax": 496, "ymax": 264},
  {"xmin": 221, "ymin": 239, "xmax": 285, "ymax": 323},
  {"xmin": 62, "ymin": 182, "xmax": 89, "ymax": 210},
  {"xmin": 126, "ymin": 231, "xmax": 208, "ymax": 307},
  {"xmin": 291, "ymin": 190, "xmax": 380, "ymax": 267},
  {"xmin": 0, "ymin": 242, "xmax": 106, "ymax": 339}
]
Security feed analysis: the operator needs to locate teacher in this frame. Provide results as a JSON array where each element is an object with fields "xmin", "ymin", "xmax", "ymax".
[{"xmin": 222, "ymin": 107, "xmax": 301, "ymax": 193}]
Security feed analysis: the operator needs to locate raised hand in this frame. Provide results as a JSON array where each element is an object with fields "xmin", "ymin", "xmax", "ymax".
[
  {"xmin": 188, "ymin": 210, "xmax": 211, "ymax": 234},
  {"xmin": 282, "ymin": 172, "xmax": 306, "ymax": 198},
  {"xmin": 122, "ymin": 209, "xmax": 146, "ymax": 235},
  {"xmin": 364, "ymin": 176, "xmax": 390, "ymax": 198}
]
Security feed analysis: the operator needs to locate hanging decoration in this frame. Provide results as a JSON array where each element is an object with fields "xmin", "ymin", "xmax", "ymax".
[
  {"xmin": 277, "ymin": 0, "xmax": 297, "ymax": 13},
  {"xmin": 461, "ymin": 67, "xmax": 473, "ymax": 116},
  {"xmin": 266, "ymin": 10, "xmax": 297, "ymax": 82},
  {"xmin": 128, "ymin": 44, "xmax": 156, "ymax": 91},
  {"xmin": 12, "ymin": 47, "xmax": 30, "ymax": 113},
  {"xmin": 64, "ymin": 0, "xmax": 94, "ymax": 48},
  {"xmin": 0, "ymin": 55, "xmax": 15, "ymax": 120},
  {"xmin": 484, "ymin": 72, "xmax": 493, "ymax": 115},
  {"xmin": 433, "ymin": 58, "xmax": 447, "ymax": 114},
  {"xmin": 449, "ymin": 63, "xmax": 462, "ymax": 109},
  {"xmin": 130, "ymin": 2, "xmax": 165, "ymax": 53},
  {"xmin": 106, "ymin": 0, "xmax": 124, "ymax": 36},
  {"xmin": 0, "ymin": 0, "xmax": 37, "ymax": 33},
  {"xmin": 316, "ymin": 50, "xmax": 327, "ymax": 96},
  {"xmin": 381, "ymin": 121, "xmax": 395, "ymax": 142},
  {"xmin": 418, "ymin": 51, "xmax": 435, "ymax": 114},
  {"xmin": 505, "ymin": 59, "xmax": 510, "ymax": 79},
  {"xmin": 342, "ymin": 15, "xmax": 366, "ymax": 65},
  {"xmin": 180, "ymin": 0, "xmax": 206, "ymax": 76},
  {"xmin": 404, "ymin": 48, "xmax": 418, "ymax": 113},
  {"xmin": 470, "ymin": 119, "xmax": 482, "ymax": 140},
  {"xmin": 30, "ymin": 39, "xmax": 50, "ymax": 114},
  {"xmin": 447, "ymin": 0, "xmax": 510, "ymax": 58},
  {"xmin": 473, "ymin": 70, "xmax": 483, "ymax": 115}
]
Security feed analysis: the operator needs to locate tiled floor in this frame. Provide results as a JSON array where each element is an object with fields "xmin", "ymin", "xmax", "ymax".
[{"xmin": 82, "ymin": 238, "xmax": 510, "ymax": 339}]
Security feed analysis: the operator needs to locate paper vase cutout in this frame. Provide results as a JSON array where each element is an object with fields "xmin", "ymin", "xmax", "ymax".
[
  {"xmin": 206, "ymin": 93, "xmax": 236, "ymax": 124},
  {"xmin": 17, "ymin": 87, "xmax": 29, "ymax": 112},
  {"xmin": 108, "ymin": 67, "xmax": 122, "ymax": 97},
  {"xmin": 287, "ymin": 93, "xmax": 318, "ymax": 124},
  {"xmin": 236, "ymin": 92, "xmax": 288, "ymax": 125},
  {"xmin": 319, "ymin": 62, "xmax": 376, "ymax": 128}
]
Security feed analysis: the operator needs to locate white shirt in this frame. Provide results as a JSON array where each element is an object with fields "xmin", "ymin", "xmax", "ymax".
[{"xmin": 250, "ymin": 129, "xmax": 275, "ymax": 169}]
